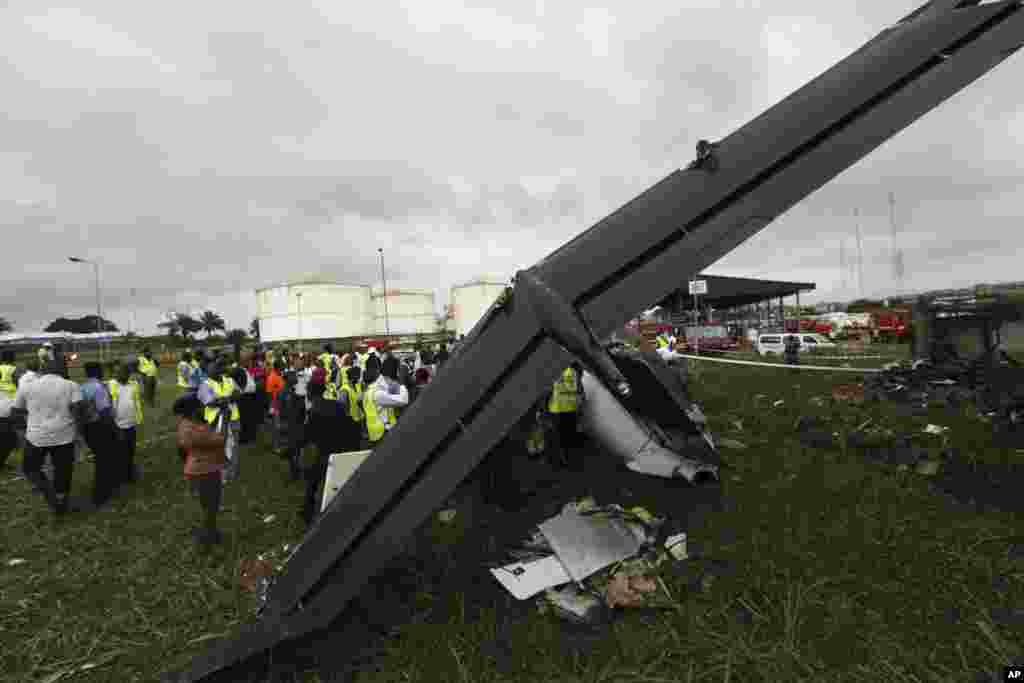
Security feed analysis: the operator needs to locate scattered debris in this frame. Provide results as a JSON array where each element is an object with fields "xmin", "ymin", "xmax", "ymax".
[
  {"xmin": 731, "ymin": 419, "xmax": 744, "ymax": 432},
  {"xmin": 915, "ymin": 459, "xmax": 942, "ymax": 476},
  {"xmin": 538, "ymin": 510, "xmax": 641, "ymax": 583},
  {"xmin": 262, "ymin": 515, "xmax": 276, "ymax": 524},
  {"xmin": 665, "ymin": 532, "xmax": 688, "ymax": 561},
  {"xmin": 7, "ymin": 558, "xmax": 26, "ymax": 567},
  {"xmin": 239, "ymin": 558, "xmax": 275, "ymax": 594},
  {"xmin": 924, "ymin": 424, "xmax": 949, "ymax": 436},
  {"xmin": 832, "ymin": 384, "xmax": 865, "ymax": 403},
  {"xmin": 809, "ymin": 396, "xmax": 826, "ymax": 407},
  {"xmin": 437, "ymin": 509, "xmax": 457, "ymax": 524},
  {"xmin": 489, "ymin": 499, "xmax": 684, "ymax": 624},
  {"xmin": 540, "ymin": 585, "xmax": 607, "ymax": 625},
  {"xmin": 604, "ymin": 571, "xmax": 663, "ymax": 608},
  {"xmin": 772, "ymin": 400, "xmax": 784, "ymax": 408}
]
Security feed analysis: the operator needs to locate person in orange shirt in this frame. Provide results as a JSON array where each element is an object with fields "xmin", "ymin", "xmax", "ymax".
[{"xmin": 265, "ymin": 361, "xmax": 285, "ymax": 451}]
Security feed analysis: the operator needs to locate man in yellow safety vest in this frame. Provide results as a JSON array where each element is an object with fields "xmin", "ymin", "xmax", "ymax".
[
  {"xmin": 0, "ymin": 350, "xmax": 18, "ymax": 467},
  {"xmin": 362, "ymin": 356, "xmax": 408, "ymax": 447},
  {"xmin": 108, "ymin": 360, "xmax": 145, "ymax": 485},
  {"xmin": 547, "ymin": 364, "xmax": 583, "ymax": 470},
  {"xmin": 198, "ymin": 359, "xmax": 242, "ymax": 483},
  {"xmin": 137, "ymin": 348, "xmax": 159, "ymax": 408}
]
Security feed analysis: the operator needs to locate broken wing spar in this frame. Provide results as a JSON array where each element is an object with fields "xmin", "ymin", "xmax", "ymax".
[{"xmin": 165, "ymin": 2, "xmax": 1024, "ymax": 680}]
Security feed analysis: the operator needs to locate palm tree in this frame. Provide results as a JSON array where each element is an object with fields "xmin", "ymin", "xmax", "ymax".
[
  {"xmin": 157, "ymin": 316, "xmax": 182, "ymax": 342},
  {"xmin": 0, "ymin": 317, "xmax": 12, "ymax": 334},
  {"xmin": 199, "ymin": 310, "xmax": 226, "ymax": 339}
]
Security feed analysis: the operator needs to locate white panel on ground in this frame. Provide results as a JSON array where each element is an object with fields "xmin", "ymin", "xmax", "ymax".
[{"xmin": 322, "ymin": 450, "xmax": 374, "ymax": 512}]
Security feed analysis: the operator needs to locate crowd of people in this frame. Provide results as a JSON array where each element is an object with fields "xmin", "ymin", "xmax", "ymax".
[{"xmin": 0, "ymin": 332, "xmax": 589, "ymax": 552}]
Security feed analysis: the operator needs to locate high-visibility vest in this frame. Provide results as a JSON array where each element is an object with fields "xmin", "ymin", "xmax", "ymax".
[
  {"xmin": 138, "ymin": 356, "xmax": 158, "ymax": 378},
  {"xmin": 318, "ymin": 353, "xmax": 332, "ymax": 382},
  {"xmin": 656, "ymin": 334, "xmax": 669, "ymax": 349},
  {"xmin": 202, "ymin": 377, "xmax": 240, "ymax": 424},
  {"xmin": 363, "ymin": 382, "xmax": 394, "ymax": 442},
  {"xmin": 340, "ymin": 382, "xmax": 364, "ymax": 423},
  {"xmin": 0, "ymin": 364, "xmax": 17, "ymax": 399},
  {"xmin": 323, "ymin": 378, "xmax": 338, "ymax": 401},
  {"xmin": 177, "ymin": 362, "xmax": 191, "ymax": 388},
  {"xmin": 190, "ymin": 360, "xmax": 200, "ymax": 370},
  {"xmin": 108, "ymin": 379, "xmax": 144, "ymax": 425},
  {"xmin": 548, "ymin": 367, "xmax": 578, "ymax": 414}
]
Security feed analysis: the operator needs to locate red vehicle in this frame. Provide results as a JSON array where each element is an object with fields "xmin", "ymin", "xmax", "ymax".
[
  {"xmin": 873, "ymin": 312, "xmax": 909, "ymax": 342},
  {"xmin": 785, "ymin": 319, "xmax": 834, "ymax": 336},
  {"xmin": 681, "ymin": 325, "xmax": 739, "ymax": 352}
]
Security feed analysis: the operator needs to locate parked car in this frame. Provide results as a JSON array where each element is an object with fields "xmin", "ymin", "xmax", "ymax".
[
  {"xmin": 756, "ymin": 334, "xmax": 787, "ymax": 356},
  {"xmin": 757, "ymin": 333, "xmax": 836, "ymax": 356},
  {"xmin": 798, "ymin": 334, "xmax": 837, "ymax": 352}
]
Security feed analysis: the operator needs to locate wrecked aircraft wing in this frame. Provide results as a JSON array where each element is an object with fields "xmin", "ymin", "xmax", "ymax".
[
  {"xmin": 579, "ymin": 350, "xmax": 719, "ymax": 483},
  {"xmin": 165, "ymin": 2, "xmax": 1024, "ymax": 680}
]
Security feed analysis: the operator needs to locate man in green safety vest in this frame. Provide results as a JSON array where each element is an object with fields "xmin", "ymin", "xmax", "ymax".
[
  {"xmin": 198, "ymin": 359, "xmax": 242, "ymax": 483},
  {"xmin": 0, "ymin": 350, "xmax": 18, "ymax": 468},
  {"xmin": 546, "ymin": 364, "xmax": 583, "ymax": 470},
  {"xmin": 137, "ymin": 348, "xmax": 159, "ymax": 408},
  {"xmin": 362, "ymin": 356, "xmax": 408, "ymax": 448}
]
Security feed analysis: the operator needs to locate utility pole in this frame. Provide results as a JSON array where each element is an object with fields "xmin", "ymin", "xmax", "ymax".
[
  {"xmin": 379, "ymin": 248, "xmax": 391, "ymax": 338},
  {"xmin": 296, "ymin": 292, "xmax": 303, "ymax": 354},
  {"xmin": 840, "ymin": 239, "xmax": 847, "ymax": 295},
  {"xmin": 130, "ymin": 287, "xmax": 137, "ymax": 336},
  {"xmin": 854, "ymin": 208, "xmax": 865, "ymax": 299},
  {"xmin": 889, "ymin": 191, "xmax": 904, "ymax": 297}
]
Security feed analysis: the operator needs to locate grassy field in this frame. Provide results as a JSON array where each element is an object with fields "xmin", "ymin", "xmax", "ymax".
[{"xmin": 2, "ymin": 361, "xmax": 1023, "ymax": 683}]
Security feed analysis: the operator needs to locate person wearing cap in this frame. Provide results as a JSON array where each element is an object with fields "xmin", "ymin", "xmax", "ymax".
[
  {"xmin": 12, "ymin": 359, "xmax": 90, "ymax": 515},
  {"xmin": 137, "ymin": 347, "xmax": 159, "ymax": 408}
]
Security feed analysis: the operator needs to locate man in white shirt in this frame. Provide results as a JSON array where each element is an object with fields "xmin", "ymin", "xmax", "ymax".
[
  {"xmin": 366, "ymin": 356, "xmax": 409, "ymax": 447},
  {"xmin": 12, "ymin": 360, "xmax": 87, "ymax": 514}
]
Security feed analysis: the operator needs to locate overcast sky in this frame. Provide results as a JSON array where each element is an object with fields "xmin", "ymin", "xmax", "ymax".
[{"xmin": 3, "ymin": 0, "xmax": 1022, "ymax": 335}]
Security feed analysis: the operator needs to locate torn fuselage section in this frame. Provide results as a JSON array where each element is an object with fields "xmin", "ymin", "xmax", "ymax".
[{"xmin": 579, "ymin": 347, "xmax": 720, "ymax": 484}]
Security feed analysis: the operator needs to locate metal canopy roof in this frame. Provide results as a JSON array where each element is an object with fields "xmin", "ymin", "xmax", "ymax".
[{"xmin": 659, "ymin": 274, "xmax": 816, "ymax": 310}]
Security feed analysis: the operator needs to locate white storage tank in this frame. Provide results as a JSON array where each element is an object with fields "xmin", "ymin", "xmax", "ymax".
[
  {"xmin": 256, "ymin": 280, "xmax": 373, "ymax": 344},
  {"xmin": 450, "ymin": 277, "xmax": 509, "ymax": 337},
  {"xmin": 371, "ymin": 287, "xmax": 435, "ymax": 336}
]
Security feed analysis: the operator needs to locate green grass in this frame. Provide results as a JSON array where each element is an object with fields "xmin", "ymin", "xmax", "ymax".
[{"xmin": 2, "ymin": 364, "xmax": 1023, "ymax": 682}]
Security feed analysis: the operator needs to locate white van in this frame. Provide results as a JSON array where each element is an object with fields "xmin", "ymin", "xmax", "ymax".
[
  {"xmin": 757, "ymin": 333, "xmax": 837, "ymax": 356},
  {"xmin": 756, "ymin": 334, "xmax": 787, "ymax": 356}
]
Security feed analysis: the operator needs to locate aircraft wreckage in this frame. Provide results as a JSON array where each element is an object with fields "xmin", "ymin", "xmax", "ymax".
[{"xmin": 165, "ymin": 1, "xmax": 1024, "ymax": 679}]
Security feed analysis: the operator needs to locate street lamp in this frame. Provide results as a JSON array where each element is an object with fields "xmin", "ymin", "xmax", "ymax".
[
  {"xmin": 296, "ymin": 292, "xmax": 303, "ymax": 354},
  {"xmin": 378, "ymin": 248, "xmax": 390, "ymax": 338},
  {"xmin": 69, "ymin": 256, "xmax": 102, "ymax": 360}
]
